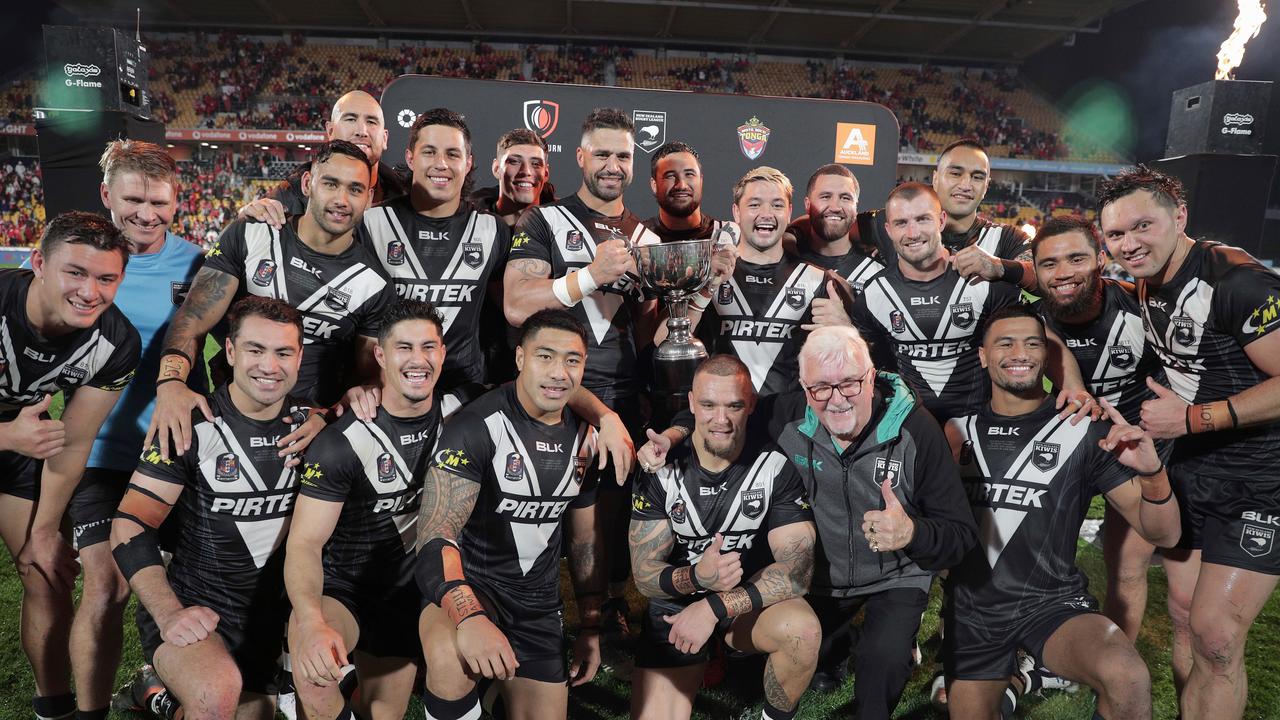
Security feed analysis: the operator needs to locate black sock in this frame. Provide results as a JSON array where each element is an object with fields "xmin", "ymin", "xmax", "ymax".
[
  {"xmin": 1093, "ymin": 713, "xmax": 1107, "ymax": 720},
  {"xmin": 32, "ymin": 694, "xmax": 76, "ymax": 720},
  {"xmin": 75, "ymin": 710, "xmax": 109, "ymax": 720},
  {"xmin": 422, "ymin": 687, "xmax": 480, "ymax": 720},
  {"xmin": 1000, "ymin": 685, "xmax": 1018, "ymax": 720},
  {"xmin": 147, "ymin": 689, "xmax": 183, "ymax": 720},
  {"xmin": 761, "ymin": 699, "xmax": 798, "ymax": 720}
]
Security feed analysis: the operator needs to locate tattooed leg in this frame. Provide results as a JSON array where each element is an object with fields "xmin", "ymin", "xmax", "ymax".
[{"xmin": 725, "ymin": 599, "xmax": 822, "ymax": 711}]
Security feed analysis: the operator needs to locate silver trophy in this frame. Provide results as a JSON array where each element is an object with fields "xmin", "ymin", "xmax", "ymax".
[{"xmin": 633, "ymin": 239, "xmax": 714, "ymax": 423}]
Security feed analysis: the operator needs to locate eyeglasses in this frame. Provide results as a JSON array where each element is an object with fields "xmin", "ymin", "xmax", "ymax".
[{"xmin": 803, "ymin": 368, "xmax": 873, "ymax": 402}]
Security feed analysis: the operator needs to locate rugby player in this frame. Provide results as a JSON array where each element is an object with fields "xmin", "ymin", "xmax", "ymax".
[
  {"xmin": 643, "ymin": 141, "xmax": 734, "ymax": 244},
  {"xmin": 285, "ymin": 300, "xmax": 447, "ymax": 720},
  {"xmin": 0, "ymin": 212, "xmax": 140, "ymax": 720},
  {"xmin": 1098, "ymin": 166, "xmax": 1280, "ymax": 720},
  {"xmin": 110, "ymin": 297, "xmax": 308, "ymax": 720},
  {"xmin": 785, "ymin": 164, "xmax": 885, "ymax": 292},
  {"xmin": 942, "ymin": 304, "xmax": 1180, "ymax": 719},
  {"xmin": 1030, "ymin": 214, "xmax": 1166, "ymax": 641},
  {"xmin": 148, "ymin": 140, "xmax": 394, "ymax": 460},
  {"xmin": 414, "ymin": 310, "xmax": 604, "ymax": 720},
  {"xmin": 470, "ymin": 128, "xmax": 554, "ymax": 228},
  {"xmin": 361, "ymin": 108, "xmax": 509, "ymax": 392},
  {"xmin": 662, "ymin": 166, "xmax": 856, "ymax": 397},
  {"xmin": 628, "ymin": 355, "xmax": 820, "ymax": 720}
]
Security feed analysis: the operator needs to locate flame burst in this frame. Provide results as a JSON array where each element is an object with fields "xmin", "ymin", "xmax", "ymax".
[{"xmin": 1216, "ymin": 0, "xmax": 1268, "ymax": 80}]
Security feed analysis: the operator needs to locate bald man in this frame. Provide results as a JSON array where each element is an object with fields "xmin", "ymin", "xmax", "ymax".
[{"xmin": 240, "ymin": 90, "xmax": 408, "ymax": 223}]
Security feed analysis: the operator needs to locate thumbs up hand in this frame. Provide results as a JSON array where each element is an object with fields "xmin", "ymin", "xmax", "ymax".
[
  {"xmin": 693, "ymin": 533, "xmax": 743, "ymax": 591},
  {"xmin": 1139, "ymin": 376, "xmax": 1189, "ymax": 440},
  {"xmin": 861, "ymin": 478, "xmax": 915, "ymax": 553},
  {"xmin": 0, "ymin": 395, "xmax": 66, "ymax": 459}
]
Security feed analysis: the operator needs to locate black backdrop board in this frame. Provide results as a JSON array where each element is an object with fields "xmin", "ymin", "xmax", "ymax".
[
  {"xmin": 1152, "ymin": 154, "xmax": 1278, "ymax": 260},
  {"xmin": 36, "ymin": 110, "xmax": 166, "ymax": 219},
  {"xmin": 381, "ymin": 76, "xmax": 899, "ymax": 221}
]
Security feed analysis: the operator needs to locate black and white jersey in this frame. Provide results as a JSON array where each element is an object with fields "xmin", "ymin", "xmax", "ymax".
[
  {"xmin": 299, "ymin": 403, "xmax": 442, "ymax": 587},
  {"xmin": 699, "ymin": 257, "xmax": 839, "ymax": 397},
  {"xmin": 203, "ymin": 218, "xmax": 396, "ymax": 404},
  {"xmin": 643, "ymin": 214, "xmax": 731, "ymax": 244},
  {"xmin": 135, "ymin": 385, "xmax": 305, "ymax": 617},
  {"xmin": 631, "ymin": 443, "xmax": 812, "ymax": 606},
  {"xmin": 0, "ymin": 269, "xmax": 141, "ymax": 418},
  {"xmin": 786, "ymin": 217, "xmax": 886, "ymax": 293},
  {"xmin": 510, "ymin": 195, "xmax": 660, "ymax": 400},
  {"xmin": 361, "ymin": 198, "xmax": 511, "ymax": 389},
  {"xmin": 1036, "ymin": 279, "xmax": 1160, "ymax": 424},
  {"xmin": 859, "ymin": 212, "xmax": 1030, "ymax": 269},
  {"xmin": 852, "ymin": 266, "xmax": 1021, "ymax": 422},
  {"xmin": 1139, "ymin": 240, "xmax": 1280, "ymax": 475},
  {"xmin": 431, "ymin": 384, "xmax": 598, "ymax": 602},
  {"xmin": 946, "ymin": 399, "xmax": 1131, "ymax": 626},
  {"xmin": 269, "ymin": 161, "xmax": 408, "ymax": 217}
]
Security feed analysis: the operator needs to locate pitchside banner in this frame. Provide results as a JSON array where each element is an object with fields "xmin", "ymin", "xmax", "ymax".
[{"xmin": 382, "ymin": 76, "xmax": 899, "ymax": 220}]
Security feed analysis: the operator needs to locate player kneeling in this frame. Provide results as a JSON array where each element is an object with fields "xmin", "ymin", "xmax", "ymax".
[
  {"xmin": 414, "ymin": 309, "xmax": 605, "ymax": 720},
  {"xmin": 284, "ymin": 300, "xmax": 449, "ymax": 720},
  {"xmin": 629, "ymin": 355, "xmax": 820, "ymax": 720}
]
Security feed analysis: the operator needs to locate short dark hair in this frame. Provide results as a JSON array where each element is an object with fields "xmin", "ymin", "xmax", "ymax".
[
  {"xmin": 518, "ymin": 309, "xmax": 588, "ymax": 349},
  {"xmin": 805, "ymin": 164, "xmax": 858, "ymax": 197},
  {"xmin": 581, "ymin": 107, "xmax": 635, "ymax": 142},
  {"xmin": 496, "ymin": 128, "xmax": 547, "ymax": 156},
  {"xmin": 408, "ymin": 107, "xmax": 472, "ymax": 156},
  {"xmin": 651, "ymin": 141, "xmax": 700, "ymax": 177},
  {"xmin": 694, "ymin": 354, "xmax": 751, "ymax": 384},
  {"xmin": 40, "ymin": 211, "xmax": 130, "ymax": 269},
  {"xmin": 1032, "ymin": 215, "xmax": 1101, "ymax": 258},
  {"xmin": 312, "ymin": 139, "xmax": 373, "ymax": 173},
  {"xmin": 937, "ymin": 137, "xmax": 987, "ymax": 164},
  {"xmin": 378, "ymin": 299, "xmax": 445, "ymax": 343},
  {"xmin": 885, "ymin": 181, "xmax": 940, "ymax": 209},
  {"xmin": 1096, "ymin": 164, "xmax": 1186, "ymax": 212},
  {"xmin": 226, "ymin": 296, "xmax": 303, "ymax": 343},
  {"xmin": 979, "ymin": 303, "xmax": 1044, "ymax": 345}
]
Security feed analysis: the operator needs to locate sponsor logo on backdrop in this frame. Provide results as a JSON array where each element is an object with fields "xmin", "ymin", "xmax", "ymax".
[
  {"xmin": 523, "ymin": 100, "xmax": 561, "ymax": 139},
  {"xmin": 397, "ymin": 109, "xmax": 416, "ymax": 128},
  {"xmin": 737, "ymin": 116, "xmax": 771, "ymax": 160},
  {"xmin": 1222, "ymin": 112, "xmax": 1255, "ymax": 136},
  {"xmin": 63, "ymin": 62, "xmax": 103, "ymax": 88},
  {"xmin": 633, "ymin": 110, "xmax": 667, "ymax": 153},
  {"xmin": 834, "ymin": 123, "xmax": 876, "ymax": 165}
]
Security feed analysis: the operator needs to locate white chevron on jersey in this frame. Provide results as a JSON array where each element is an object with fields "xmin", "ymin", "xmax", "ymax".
[
  {"xmin": 363, "ymin": 205, "xmax": 431, "ymax": 281},
  {"xmin": 1147, "ymin": 278, "xmax": 1213, "ymax": 403},
  {"xmin": 846, "ymin": 256, "xmax": 885, "ymax": 290},
  {"xmin": 4, "ymin": 323, "xmax": 122, "ymax": 405},
  {"xmin": 714, "ymin": 263, "xmax": 826, "ymax": 391},
  {"xmin": 1089, "ymin": 310, "xmax": 1146, "ymax": 405},
  {"xmin": 196, "ymin": 419, "xmax": 296, "ymax": 569},
  {"xmin": 975, "ymin": 225, "xmax": 1004, "ymax": 255},
  {"xmin": 242, "ymin": 224, "xmax": 289, "ymax": 301},
  {"xmin": 0, "ymin": 318, "xmax": 20, "ymax": 393},
  {"xmin": 959, "ymin": 414, "xmax": 1091, "ymax": 568},
  {"xmin": 656, "ymin": 450, "xmax": 789, "ymax": 563}
]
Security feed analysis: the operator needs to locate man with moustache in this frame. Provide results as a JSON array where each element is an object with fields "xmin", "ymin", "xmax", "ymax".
[
  {"xmin": 643, "ymin": 141, "xmax": 733, "ymax": 243},
  {"xmin": 285, "ymin": 300, "xmax": 448, "ymax": 720},
  {"xmin": 111, "ymin": 297, "xmax": 308, "ymax": 720},
  {"xmin": 148, "ymin": 140, "xmax": 395, "ymax": 462},
  {"xmin": 942, "ymin": 304, "xmax": 1180, "ymax": 720},
  {"xmin": 786, "ymin": 165, "xmax": 885, "ymax": 294},
  {"xmin": 1030, "ymin": 215, "xmax": 1167, "ymax": 643},
  {"xmin": 1098, "ymin": 166, "xmax": 1280, "ymax": 720},
  {"xmin": 240, "ymin": 90, "xmax": 406, "ymax": 224}
]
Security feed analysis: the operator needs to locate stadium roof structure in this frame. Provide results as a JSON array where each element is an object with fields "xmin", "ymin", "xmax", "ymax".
[{"xmin": 55, "ymin": 0, "xmax": 1146, "ymax": 65}]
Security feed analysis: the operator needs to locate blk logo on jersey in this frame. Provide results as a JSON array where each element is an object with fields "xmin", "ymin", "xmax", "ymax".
[
  {"xmin": 1032, "ymin": 441, "xmax": 1060, "ymax": 471},
  {"xmin": 252, "ymin": 259, "xmax": 277, "ymax": 287},
  {"xmin": 1109, "ymin": 343, "xmax": 1136, "ymax": 369},
  {"xmin": 890, "ymin": 310, "xmax": 906, "ymax": 334},
  {"xmin": 565, "ymin": 230, "xmax": 584, "ymax": 252},
  {"xmin": 951, "ymin": 302, "xmax": 975, "ymax": 329},
  {"xmin": 386, "ymin": 240, "xmax": 406, "ymax": 266},
  {"xmin": 60, "ymin": 364, "xmax": 87, "ymax": 385},
  {"xmin": 741, "ymin": 488, "xmax": 765, "ymax": 519},
  {"xmin": 505, "ymin": 452, "xmax": 525, "ymax": 481},
  {"xmin": 785, "ymin": 287, "xmax": 806, "ymax": 310},
  {"xmin": 717, "ymin": 282, "xmax": 733, "ymax": 305},
  {"xmin": 325, "ymin": 288, "xmax": 351, "ymax": 311},
  {"xmin": 874, "ymin": 457, "xmax": 902, "ymax": 489},
  {"xmin": 1172, "ymin": 316, "xmax": 1196, "ymax": 348},
  {"xmin": 376, "ymin": 452, "xmax": 396, "ymax": 483},
  {"xmin": 1242, "ymin": 524, "xmax": 1274, "ymax": 558},
  {"xmin": 670, "ymin": 500, "xmax": 687, "ymax": 524},
  {"xmin": 171, "ymin": 281, "xmax": 192, "ymax": 306},
  {"xmin": 215, "ymin": 452, "xmax": 240, "ymax": 482},
  {"xmin": 462, "ymin": 242, "xmax": 484, "ymax": 269}
]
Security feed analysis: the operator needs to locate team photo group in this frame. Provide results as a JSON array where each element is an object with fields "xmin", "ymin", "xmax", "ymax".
[{"xmin": 3, "ymin": 86, "xmax": 1279, "ymax": 720}]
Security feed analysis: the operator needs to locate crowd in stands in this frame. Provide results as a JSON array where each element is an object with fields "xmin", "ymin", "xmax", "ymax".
[{"xmin": 0, "ymin": 160, "xmax": 42, "ymax": 246}]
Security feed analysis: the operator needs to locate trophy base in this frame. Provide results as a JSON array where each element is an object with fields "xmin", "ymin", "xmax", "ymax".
[{"xmin": 652, "ymin": 340, "xmax": 707, "ymax": 427}]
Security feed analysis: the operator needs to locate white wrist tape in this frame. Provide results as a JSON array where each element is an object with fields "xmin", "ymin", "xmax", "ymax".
[{"xmin": 551, "ymin": 268, "xmax": 600, "ymax": 307}]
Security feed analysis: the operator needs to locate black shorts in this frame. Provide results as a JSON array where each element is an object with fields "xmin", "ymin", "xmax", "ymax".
[
  {"xmin": 70, "ymin": 467, "xmax": 131, "ymax": 549},
  {"xmin": 467, "ymin": 577, "xmax": 566, "ymax": 683},
  {"xmin": 942, "ymin": 594, "xmax": 1098, "ymax": 681},
  {"xmin": 0, "ymin": 450, "xmax": 40, "ymax": 501},
  {"xmin": 636, "ymin": 596, "xmax": 736, "ymax": 669},
  {"xmin": 326, "ymin": 575, "xmax": 422, "ymax": 660},
  {"xmin": 1170, "ymin": 464, "xmax": 1280, "ymax": 574}
]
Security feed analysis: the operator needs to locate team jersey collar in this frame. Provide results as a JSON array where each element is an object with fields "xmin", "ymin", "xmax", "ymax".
[{"xmin": 978, "ymin": 394, "xmax": 1057, "ymax": 425}]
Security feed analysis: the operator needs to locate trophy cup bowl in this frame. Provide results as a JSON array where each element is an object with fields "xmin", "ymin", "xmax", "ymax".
[{"xmin": 633, "ymin": 239, "xmax": 713, "ymax": 363}]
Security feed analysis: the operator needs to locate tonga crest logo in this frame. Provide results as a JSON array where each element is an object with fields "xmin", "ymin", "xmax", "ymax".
[
  {"xmin": 737, "ymin": 116, "xmax": 771, "ymax": 160},
  {"xmin": 1032, "ymin": 441, "xmax": 1060, "ymax": 472},
  {"xmin": 741, "ymin": 488, "xmax": 766, "ymax": 519},
  {"xmin": 523, "ymin": 100, "xmax": 560, "ymax": 139},
  {"xmin": 873, "ymin": 457, "xmax": 902, "ymax": 489},
  {"xmin": 633, "ymin": 110, "xmax": 667, "ymax": 153},
  {"xmin": 215, "ymin": 452, "xmax": 239, "ymax": 482}
]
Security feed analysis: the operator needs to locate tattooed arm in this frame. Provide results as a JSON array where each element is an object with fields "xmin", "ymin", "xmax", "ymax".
[
  {"xmin": 711, "ymin": 520, "xmax": 816, "ymax": 618},
  {"xmin": 568, "ymin": 503, "xmax": 605, "ymax": 685},
  {"xmin": 629, "ymin": 517, "xmax": 678, "ymax": 598},
  {"xmin": 502, "ymin": 258, "xmax": 561, "ymax": 326}
]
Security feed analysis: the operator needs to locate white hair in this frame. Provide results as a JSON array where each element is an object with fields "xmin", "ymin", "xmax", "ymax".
[{"xmin": 799, "ymin": 325, "xmax": 872, "ymax": 380}]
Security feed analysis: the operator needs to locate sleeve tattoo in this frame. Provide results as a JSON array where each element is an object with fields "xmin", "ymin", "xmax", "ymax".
[
  {"xmin": 511, "ymin": 258, "xmax": 551, "ymax": 279},
  {"xmin": 164, "ymin": 267, "xmax": 236, "ymax": 358},
  {"xmin": 416, "ymin": 467, "xmax": 480, "ymax": 545},
  {"xmin": 740, "ymin": 525, "xmax": 817, "ymax": 611},
  {"xmin": 628, "ymin": 518, "xmax": 678, "ymax": 598}
]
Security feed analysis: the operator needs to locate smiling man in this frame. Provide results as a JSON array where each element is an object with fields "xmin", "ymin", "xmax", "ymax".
[
  {"xmin": 643, "ymin": 141, "xmax": 733, "ymax": 244},
  {"xmin": 470, "ymin": 128, "xmax": 554, "ymax": 229},
  {"xmin": 786, "ymin": 165, "xmax": 885, "ymax": 293}
]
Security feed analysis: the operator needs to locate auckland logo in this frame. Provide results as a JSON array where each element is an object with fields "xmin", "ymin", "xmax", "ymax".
[
  {"xmin": 523, "ymin": 100, "xmax": 560, "ymax": 139},
  {"xmin": 737, "ymin": 116, "xmax": 771, "ymax": 160}
]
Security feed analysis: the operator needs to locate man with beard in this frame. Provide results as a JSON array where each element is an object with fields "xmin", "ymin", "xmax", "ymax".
[
  {"xmin": 660, "ymin": 166, "xmax": 856, "ymax": 397},
  {"xmin": 470, "ymin": 128, "xmax": 555, "ymax": 228},
  {"xmin": 785, "ymin": 165, "xmax": 885, "ymax": 294},
  {"xmin": 942, "ymin": 304, "xmax": 1180, "ymax": 719},
  {"xmin": 1031, "ymin": 215, "xmax": 1167, "ymax": 643},
  {"xmin": 148, "ymin": 140, "xmax": 394, "ymax": 462},
  {"xmin": 1098, "ymin": 167, "xmax": 1280, "ymax": 720},
  {"xmin": 239, "ymin": 91, "xmax": 406, "ymax": 224},
  {"xmin": 643, "ymin": 141, "xmax": 734, "ymax": 244},
  {"xmin": 285, "ymin": 300, "xmax": 447, "ymax": 720},
  {"xmin": 628, "ymin": 355, "xmax": 820, "ymax": 720},
  {"xmin": 111, "ymin": 297, "xmax": 308, "ymax": 720}
]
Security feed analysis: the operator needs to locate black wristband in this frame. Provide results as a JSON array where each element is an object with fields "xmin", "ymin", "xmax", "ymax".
[
  {"xmin": 455, "ymin": 610, "xmax": 488, "ymax": 628},
  {"xmin": 704, "ymin": 592, "xmax": 729, "ymax": 620},
  {"xmin": 745, "ymin": 585, "xmax": 764, "ymax": 613},
  {"xmin": 111, "ymin": 533, "xmax": 164, "ymax": 581},
  {"xmin": 160, "ymin": 348, "xmax": 193, "ymax": 366},
  {"xmin": 155, "ymin": 377, "xmax": 186, "ymax": 387},
  {"xmin": 1136, "ymin": 462, "xmax": 1165, "ymax": 478},
  {"xmin": 1142, "ymin": 487, "xmax": 1175, "ymax": 505},
  {"xmin": 999, "ymin": 258, "xmax": 1025, "ymax": 285},
  {"xmin": 659, "ymin": 566, "xmax": 703, "ymax": 596}
]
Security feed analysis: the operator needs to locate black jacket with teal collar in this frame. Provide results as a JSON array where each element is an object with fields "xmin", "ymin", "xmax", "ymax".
[{"xmin": 777, "ymin": 372, "xmax": 977, "ymax": 597}]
